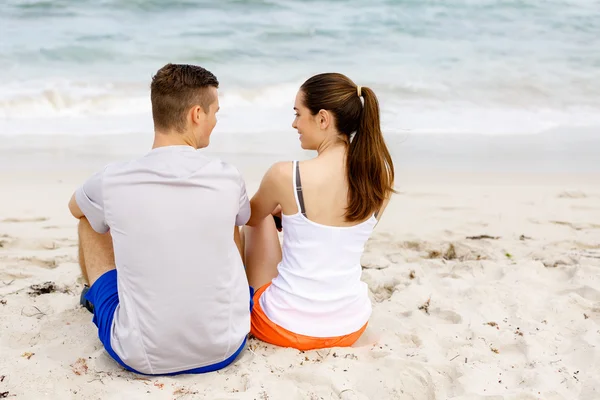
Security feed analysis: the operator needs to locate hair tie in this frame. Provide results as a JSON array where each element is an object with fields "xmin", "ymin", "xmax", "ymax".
[{"xmin": 356, "ymin": 86, "xmax": 362, "ymax": 97}]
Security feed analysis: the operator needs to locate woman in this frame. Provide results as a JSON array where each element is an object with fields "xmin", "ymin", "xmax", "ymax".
[{"xmin": 243, "ymin": 73, "xmax": 395, "ymax": 350}]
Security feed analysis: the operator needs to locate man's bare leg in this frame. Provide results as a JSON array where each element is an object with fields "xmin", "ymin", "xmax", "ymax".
[
  {"xmin": 78, "ymin": 235, "xmax": 90, "ymax": 285},
  {"xmin": 78, "ymin": 217, "xmax": 116, "ymax": 286}
]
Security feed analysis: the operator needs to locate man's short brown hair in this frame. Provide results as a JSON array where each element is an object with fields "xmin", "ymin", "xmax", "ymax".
[{"xmin": 150, "ymin": 63, "xmax": 219, "ymax": 133}]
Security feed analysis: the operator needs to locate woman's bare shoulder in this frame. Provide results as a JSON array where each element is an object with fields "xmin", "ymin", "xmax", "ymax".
[{"xmin": 264, "ymin": 161, "xmax": 293, "ymax": 185}]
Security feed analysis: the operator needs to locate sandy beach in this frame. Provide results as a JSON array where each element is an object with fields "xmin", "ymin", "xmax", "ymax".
[
  {"xmin": 1, "ymin": 136, "xmax": 598, "ymax": 399},
  {"xmin": 2, "ymin": 0, "xmax": 600, "ymax": 396}
]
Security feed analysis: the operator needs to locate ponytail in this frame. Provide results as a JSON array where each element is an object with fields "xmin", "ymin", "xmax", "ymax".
[
  {"xmin": 299, "ymin": 73, "xmax": 395, "ymax": 222},
  {"xmin": 346, "ymin": 87, "xmax": 395, "ymax": 221}
]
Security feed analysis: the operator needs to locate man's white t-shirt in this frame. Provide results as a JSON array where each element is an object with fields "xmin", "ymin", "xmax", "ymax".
[{"xmin": 75, "ymin": 145, "xmax": 251, "ymax": 375}]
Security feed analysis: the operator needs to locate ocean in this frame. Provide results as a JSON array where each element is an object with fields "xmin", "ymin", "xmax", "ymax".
[{"xmin": 1, "ymin": 0, "xmax": 599, "ymax": 138}]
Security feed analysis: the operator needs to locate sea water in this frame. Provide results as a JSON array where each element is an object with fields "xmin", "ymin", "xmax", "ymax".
[{"xmin": 1, "ymin": 0, "xmax": 599, "ymax": 138}]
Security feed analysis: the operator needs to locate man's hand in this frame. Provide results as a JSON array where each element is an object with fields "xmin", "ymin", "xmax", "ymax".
[{"xmin": 68, "ymin": 193, "xmax": 84, "ymax": 219}]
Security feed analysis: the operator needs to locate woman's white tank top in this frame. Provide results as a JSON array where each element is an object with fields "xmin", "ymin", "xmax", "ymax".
[{"xmin": 259, "ymin": 161, "xmax": 376, "ymax": 337}]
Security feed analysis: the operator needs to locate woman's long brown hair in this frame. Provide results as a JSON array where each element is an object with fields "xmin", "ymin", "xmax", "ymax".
[{"xmin": 300, "ymin": 73, "xmax": 395, "ymax": 222}]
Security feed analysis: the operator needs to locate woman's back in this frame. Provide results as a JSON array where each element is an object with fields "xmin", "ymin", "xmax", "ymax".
[
  {"xmin": 263, "ymin": 157, "xmax": 377, "ymax": 337},
  {"xmin": 279, "ymin": 146, "xmax": 375, "ymax": 227}
]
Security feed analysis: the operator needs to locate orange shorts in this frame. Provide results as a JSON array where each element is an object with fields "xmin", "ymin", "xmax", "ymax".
[{"xmin": 250, "ymin": 283, "xmax": 367, "ymax": 351}]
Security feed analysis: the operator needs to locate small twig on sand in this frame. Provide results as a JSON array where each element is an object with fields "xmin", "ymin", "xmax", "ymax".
[
  {"xmin": 316, "ymin": 349, "xmax": 331, "ymax": 360},
  {"xmin": 418, "ymin": 298, "xmax": 431, "ymax": 314},
  {"xmin": 21, "ymin": 306, "xmax": 47, "ymax": 318},
  {"xmin": 466, "ymin": 235, "xmax": 500, "ymax": 240},
  {"xmin": 449, "ymin": 354, "xmax": 460, "ymax": 361},
  {"xmin": 339, "ymin": 389, "xmax": 356, "ymax": 398}
]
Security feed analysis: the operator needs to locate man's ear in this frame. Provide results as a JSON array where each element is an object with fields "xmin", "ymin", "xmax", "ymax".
[
  {"xmin": 190, "ymin": 105, "xmax": 205, "ymax": 125},
  {"xmin": 318, "ymin": 109, "xmax": 331, "ymax": 130}
]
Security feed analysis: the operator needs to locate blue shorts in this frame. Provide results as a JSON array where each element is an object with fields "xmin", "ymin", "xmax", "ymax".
[{"xmin": 85, "ymin": 269, "xmax": 254, "ymax": 375}]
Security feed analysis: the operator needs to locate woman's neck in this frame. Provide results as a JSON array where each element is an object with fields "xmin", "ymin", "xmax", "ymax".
[{"xmin": 316, "ymin": 136, "xmax": 347, "ymax": 156}]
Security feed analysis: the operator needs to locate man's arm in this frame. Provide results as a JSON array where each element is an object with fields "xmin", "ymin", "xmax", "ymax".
[
  {"xmin": 68, "ymin": 170, "xmax": 109, "ymax": 234},
  {"xmin": 235, "ymin": 172, "xmax": 251, "ymax": 227},
  {"xmin": 234, "ymin": 226, "xmax": 244, "ymax": 264}
]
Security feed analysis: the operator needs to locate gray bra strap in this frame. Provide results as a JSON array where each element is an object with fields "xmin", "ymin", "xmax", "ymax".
[{"xmin": 294, "ymin": 161, "xmax": 307, "ymax": 217}]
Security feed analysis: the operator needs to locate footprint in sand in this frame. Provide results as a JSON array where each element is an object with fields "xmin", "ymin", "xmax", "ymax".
[
  {"xmin": 400, "ymin": 241, "xmax": 423, "ymax": 251},
  {"xmin": 561, "ymin": 286, "xmax": 600, "ymax": 302},
  {"xmin": 430, "ymin": 308, "xmax": 463, "ymax": 324},
  {"xmin": 571, "ymin": 205, "xmax": 600, "ymax": 211},
  {"xmin": 0, "ymin": 237, "xmax": 75, "ymax": 251},
  {"xmin": 557, "ymin": 190, "xmax": 587, "ymax": 199},
  {"xmin": 0, "ymin": 235, "xmax": 14, "ymax": 249},
  {"xmin": 2, "ymin": 217, "xmax": 49, "ymax": 223},
  {"xmin": 37, "ymin": 238, "xmax": 77, "ymax": 250},
  {"xmin": 550, "ymin": 221, "xmax": 600, "ymax": 231},
  {"xmin": 361, "ymin": 253, "xmax": 392, "ymax": 270},
  {"xmin": 576, "ymin": 249, "xmax": 600, "ymax": 259},
  {"xmin": 12, "ymin": 256, "xmax": 64, "ymax": 269},
  {"xmin": 0, "ymin": 271, "xmax": 33, "ymax": 283},
  {"xmin": 370, "ymin": 282, "xmax": 398, "ymax": 303},
  {"xmin": 439, "ymin": 206, "xmax": 471, "ymax": 211},
  {"xmin": 536, "ymin": 254, "xmax": 578, "ymax": 269},
  {"xmin": 573, "ymin": 242, "xmax": 600, "ymax": 250},
  {"xmin": 395, "ymin": 333, "xmax": 423, "ymax": 348}
]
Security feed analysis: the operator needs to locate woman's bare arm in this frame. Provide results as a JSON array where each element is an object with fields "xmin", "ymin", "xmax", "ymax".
[{"xmin": 246, "ymin": 162, "xmax": 288, "ymax": 227}]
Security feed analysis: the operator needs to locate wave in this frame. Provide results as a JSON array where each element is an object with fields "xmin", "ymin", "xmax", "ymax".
[{"xmin": 2, "ymin": 79, "xmax": 600, "ymax": 136}]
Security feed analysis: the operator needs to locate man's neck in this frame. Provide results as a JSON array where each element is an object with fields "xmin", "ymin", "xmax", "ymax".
[{"xmin": 152, "ymin": 131, "xmax": 199, "ymax": 149}]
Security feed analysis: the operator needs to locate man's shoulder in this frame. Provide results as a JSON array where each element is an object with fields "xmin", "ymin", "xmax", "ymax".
[
  {"xmin": 102, "ymin": 153, "xmax": 245, "ymax": 183},
  {"xmin": 201, "ymin": 156, "xmax": 244, "ymax": 180},
  {"xmin": 99, "ymin": 159, "xmax": 137, "ymax": 176}
]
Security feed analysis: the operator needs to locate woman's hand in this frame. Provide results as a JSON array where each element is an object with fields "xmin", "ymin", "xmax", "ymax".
[
  {"xmin": 271, "ymin": 205, "xmax": 283, "ymax": 232},
  {"xmin": 271, "ymin": 204, "xmax": 282, "ymax": 218}
]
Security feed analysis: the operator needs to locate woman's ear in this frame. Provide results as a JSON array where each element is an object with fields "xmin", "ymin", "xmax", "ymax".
[{"xmin": 318, "ymin": 109, "xmax": 330, "ymax": 130}]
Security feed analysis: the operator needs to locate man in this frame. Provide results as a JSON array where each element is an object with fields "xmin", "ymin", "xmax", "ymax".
[{"xmin": 68, "ymin": 64, "xmax": 251, "ymax": 375}]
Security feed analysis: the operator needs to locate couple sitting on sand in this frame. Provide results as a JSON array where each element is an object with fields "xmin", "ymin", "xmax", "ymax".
[{"xmin": 68, "ymin": 63, "xmax": 395, "ymax": 375}]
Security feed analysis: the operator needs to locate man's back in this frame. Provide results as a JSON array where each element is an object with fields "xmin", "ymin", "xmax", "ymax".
[{"xmin": 78, "ymin": 145, "xmax": 250, "ymax": 374}]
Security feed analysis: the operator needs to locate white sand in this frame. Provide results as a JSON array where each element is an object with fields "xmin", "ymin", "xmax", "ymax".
[{"xmin": 1, "ymin": 165, "xmax": 599, "ymax": 399}]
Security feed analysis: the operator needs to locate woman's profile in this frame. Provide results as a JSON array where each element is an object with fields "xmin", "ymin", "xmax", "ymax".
[{"xmin": 242, "ymin": 72, "xmax": 395, "ymax": 350}]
